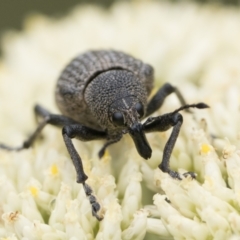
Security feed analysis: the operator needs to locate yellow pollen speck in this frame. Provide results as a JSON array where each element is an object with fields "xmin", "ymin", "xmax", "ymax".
[
  {"xmin": 201, "ymin": 144, "xmax": 211, "ymax": 154},
  {"xmin": 51, "ymin": 164, "xmax": 59, "ymax": 175},
  {"xmin": 29, "ymin": 186, "xmax": 38, "ymax": 197}
]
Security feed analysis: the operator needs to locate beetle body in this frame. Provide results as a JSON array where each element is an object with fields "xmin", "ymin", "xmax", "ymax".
[
  {"xmin": 55, "ymin": 50, "xmax": 153, "ymax": 131},
  {"xmin": 0, "ymin": 50, "xmax": 209, "ymax": 221}
]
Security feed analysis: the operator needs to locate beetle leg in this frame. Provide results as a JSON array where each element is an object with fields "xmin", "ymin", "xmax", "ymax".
[
  {"xmin": 0, "ymin": 104, "xmax": 79, "ymax": 151},
  {"xmin": 0, "ymin": 104, "xmax": 107, "ymax": 220},
  {"xmin": 143, "ymin": 111, "xmax": 195, "ymax": 180},
  {"xmin": 0, "ymin": 117, "xmax": 51, "ymax": 151},
  {"xmin": 145, "ymin": 83, "xmax": 188, "ymax": 117},
  {"xmin": 34, "ymin": 104, "xmax": 81, "ymax": 126},
  {"xmin": 98, "ymin": 134, "xmax": 122, "ymax": 159},
  {"xmin": 62, "ymin": 124, "xmax": 107, "ymax": 220},
  {"xmin": 34, "ymin": 104, "xmax": 51, "ymax": 120}
]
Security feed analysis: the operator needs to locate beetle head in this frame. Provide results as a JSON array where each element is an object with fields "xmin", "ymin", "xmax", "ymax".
[
  {"xmin": 109, "ymin": 96, "xmax": 152, "ymax": 159},
  {"xmin": 85, "ymin": 69, "xmax": 151, "ymax": 159}
]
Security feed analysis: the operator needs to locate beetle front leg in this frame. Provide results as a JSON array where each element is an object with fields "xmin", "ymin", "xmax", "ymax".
[
  {"xmin": 62, "ymin": 124, "xmax": 107, "ymax": 220},
  {"xmin": 143, "ymin": 112, "xmax": 195, "ymax": 180},
  {"xmin": 98, "ymin": 135, "xmax": 122, "ymax": 159},
  {"xmin": 146, "ymin": 83, "xmax": 188, "ymax": 117}
]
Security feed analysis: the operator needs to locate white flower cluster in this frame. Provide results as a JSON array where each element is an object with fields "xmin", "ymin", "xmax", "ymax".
[{"xmin": 0, "ymin": 1, "xmax": 240, "ymax": 239}]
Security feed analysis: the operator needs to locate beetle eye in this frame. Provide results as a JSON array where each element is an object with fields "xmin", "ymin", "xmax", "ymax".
[
  {"xmin": 135, "ymin": 102, "xmax": 144, "ymax": 118},
  {"xmin": 112, "ymin": 112, "xmax": 125, "ymax": 126}
]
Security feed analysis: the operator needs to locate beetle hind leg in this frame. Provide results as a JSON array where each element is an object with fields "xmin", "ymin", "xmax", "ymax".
[{"xmin": 145, "ymin": 83, "xmax": 188, "ymax": 117}]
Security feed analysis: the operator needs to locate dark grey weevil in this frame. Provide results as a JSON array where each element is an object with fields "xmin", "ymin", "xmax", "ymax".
[{"xmin": 0, "ymin": 50, "xmax": 209, "ymax": 220}]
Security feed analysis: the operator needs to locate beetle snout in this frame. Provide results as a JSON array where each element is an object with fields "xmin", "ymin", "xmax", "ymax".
[{"xmin": 128, "ymin": 123, "xmax": 152, "ymax": 159}]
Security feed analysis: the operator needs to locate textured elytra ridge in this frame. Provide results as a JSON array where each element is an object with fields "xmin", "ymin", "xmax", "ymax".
[{"xmin": 55, "ymin": 50, "xmax": 153, "ymax": 130}]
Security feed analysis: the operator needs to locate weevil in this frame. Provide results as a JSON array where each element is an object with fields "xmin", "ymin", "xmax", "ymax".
[{"xmin": 0, "ymin": 50, "xmax": 209, "ymax": 220}]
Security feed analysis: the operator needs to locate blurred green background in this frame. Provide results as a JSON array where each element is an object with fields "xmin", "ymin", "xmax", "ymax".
[
  {"xmin": 0, "ymin": 0, "xmax": 239, "ymax": 39},
  {"xmin": 0, "ymin": 0, "xmax": 116, "ymax": 56}
]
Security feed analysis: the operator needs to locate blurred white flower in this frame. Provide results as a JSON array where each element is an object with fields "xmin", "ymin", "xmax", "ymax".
[{"xmin": 0, "ymin": 1, "xmax": 240, "ymax": 239}]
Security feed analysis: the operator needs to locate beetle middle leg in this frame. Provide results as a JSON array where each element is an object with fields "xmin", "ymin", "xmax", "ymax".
[
  {"xmin": 0, "ymin": 105, "xmax": 79, "ymax": 151},
  {"xmin": 145, "ymin": 83, "xmax": 188, "ymax": 117}
]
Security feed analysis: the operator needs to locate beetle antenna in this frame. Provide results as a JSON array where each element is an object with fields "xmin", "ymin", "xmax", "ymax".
[{"xmin": 173, "ymin": 102, "xmax": 209, "ymax": 113}]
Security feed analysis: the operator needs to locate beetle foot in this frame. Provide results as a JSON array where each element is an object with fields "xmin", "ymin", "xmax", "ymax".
[
  {"xmin": 183, "ymin": 171, "xmax": 197, "ymax": 179},
  {"xmin": 168, "ymin": 170, "xmax": 182, "ymax": 180},
  {"xmin": 83, "ymin": 182, "xmax": 104, "ymax": 221},
  {"xmin": 168, "ymin": 170, "xmax": 196, "ymax": 180}
]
